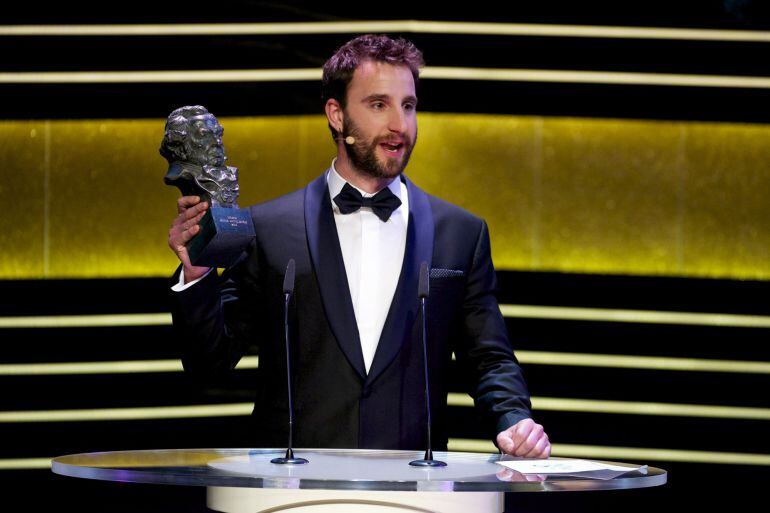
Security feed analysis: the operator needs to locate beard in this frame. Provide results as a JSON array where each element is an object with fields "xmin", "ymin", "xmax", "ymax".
[{"xmin": 342, "ymin": 117, "xmax": 416, "ymax": 180}]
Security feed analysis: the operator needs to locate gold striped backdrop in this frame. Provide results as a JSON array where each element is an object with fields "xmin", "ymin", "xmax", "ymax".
[{"xmin": 1, "ymin": 114, "xmax": 768, "ymax": 280}]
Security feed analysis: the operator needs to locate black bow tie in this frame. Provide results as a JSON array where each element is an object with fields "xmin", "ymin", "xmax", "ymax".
[{"xmin": 333, "ymin": 182, "xmax": 402, "ymax": 222}]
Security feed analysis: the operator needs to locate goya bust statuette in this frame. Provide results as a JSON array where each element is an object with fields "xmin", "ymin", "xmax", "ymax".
[
  {"xmin": 160, "ymin": 105, "xmax": 254, "ymax": 268},
  {"xmin": 160, "ymin": 105, "xmax": 239, "ymax": 208}
]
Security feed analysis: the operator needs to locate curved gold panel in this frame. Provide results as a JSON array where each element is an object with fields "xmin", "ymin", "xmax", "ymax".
[{"xmin": 0, "ymin": 114, "xmax": 767, "ymax": 280}]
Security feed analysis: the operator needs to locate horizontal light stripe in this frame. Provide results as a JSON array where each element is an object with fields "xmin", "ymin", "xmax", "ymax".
[
  {"xmin": 447, "ymin": 439, "xmax": 770, "ymax": 466},
  {"xmin": 552, "ymin": 444, "xmax": 770, "ymax": 466},
  {"xmin": 3, "ymin": 394, "xmax": 767, "ymax": 422},
  {"xmin": 0, "ymin": 68, "xmax": 320, "ymax": 84},
  {"xmin": 423, "ymin": 67, "xmax": 770, "ymax": 89},
  {"xmin": 2, "ymin": 352, "xmax": 767, "ymax": 376},
  {"xmin": 0, "ymin": 359, "xmax": 184, "ymax": 375},
  {"xmin": 516, "ymin": 351, "xmax": 770, "ymax": 374},
  {"xmin": 0, "ymin": 458, "xmax": 52, "ymax": 470},
  {"xmin": 0, "ymin": 313, "xmax": 171, "ymax": 328},
  {"xmin": 2, "ymin": 67, "xmax": 770, "ymax": 89},
  {"xmin": 0, "ymin": 356, "xmax": 259, "ymax": 375},
  {"xmin": 0, "ymin": 404, "xmax": 253, "ymax": 422},
  {"xmin": 531, "ymin": 397, "xmax": 770, "ymax": 420},
  {"xmin": 2, "ymin": 305, "xmax": 769, "ymax": 329},
  {"xmin": 1, "ymin": 20, "xmax": 769, "ymax": 42},
  {"xmin": 446, "ymin": 394, "xmax": 770, "ymax": 420},
  {"xmin": 500, "ymin": 305, "xmax": 770, "ymax": 327}
]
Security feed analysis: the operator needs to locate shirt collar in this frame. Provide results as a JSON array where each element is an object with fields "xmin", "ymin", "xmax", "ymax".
[{"xmin": 327, "ymin": 158, "xmax": 403, "ymax": 212}]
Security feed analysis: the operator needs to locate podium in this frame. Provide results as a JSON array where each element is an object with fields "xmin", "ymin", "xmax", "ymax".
[{"xmin": 52, "ymin": 448, "xmax": 666, "ymax": 513}]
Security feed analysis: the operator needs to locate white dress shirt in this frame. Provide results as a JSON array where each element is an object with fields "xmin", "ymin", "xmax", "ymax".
[
  {"xmin": 327, "ymin": 159, "xmax": 409, "ymax": 373},
  {"xmin": 174, "ymin": 159, "xmax": 409, "ymax": 374}
]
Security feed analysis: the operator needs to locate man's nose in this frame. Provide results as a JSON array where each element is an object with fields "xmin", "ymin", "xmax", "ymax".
[{"xmin": 388, "ymin": 107, "xmax": 408, "ymax": 133}]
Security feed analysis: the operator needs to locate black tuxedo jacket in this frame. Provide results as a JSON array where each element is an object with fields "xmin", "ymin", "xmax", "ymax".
[{"xmin": 171, "ymin": 170, "xmax": 532, "ymax": 450}]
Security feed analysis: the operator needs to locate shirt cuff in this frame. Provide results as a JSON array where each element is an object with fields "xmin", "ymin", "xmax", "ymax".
[{"xmin": 171, "ymin": 267, "xmax": 213, "ymax": 292}]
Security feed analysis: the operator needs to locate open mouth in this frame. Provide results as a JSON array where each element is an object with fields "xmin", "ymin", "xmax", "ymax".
[{"xmin": 380, "ymin": 141, "xmax": 404, "ymax": 155}]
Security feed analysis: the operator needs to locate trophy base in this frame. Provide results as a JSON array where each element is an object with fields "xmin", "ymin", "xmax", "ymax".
[{"xmin": 188, "ymin": 207, "xmax": 256, "ymax": 268}]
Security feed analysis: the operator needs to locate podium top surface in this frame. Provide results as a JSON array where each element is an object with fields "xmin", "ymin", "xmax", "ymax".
[{"xmin": 52, "ymin": 448, "xmax": 666, "ymax": 492}]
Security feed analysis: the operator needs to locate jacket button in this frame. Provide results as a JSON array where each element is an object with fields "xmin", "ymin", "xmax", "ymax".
[{"xmin": 361, "ymin": 387, "xmax": 372, "ymax": 398}]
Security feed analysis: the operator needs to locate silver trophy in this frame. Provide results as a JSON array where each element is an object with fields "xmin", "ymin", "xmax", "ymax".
[{"xmin": 160, "ymin": 105, "xmax": 255, "ymax": 267}]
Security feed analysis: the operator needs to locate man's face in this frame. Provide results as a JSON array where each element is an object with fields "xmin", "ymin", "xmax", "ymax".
[
  {"xmin": 341, "ymin": 61, "xmax": 418, "ymax": 179},
  {"xmin": 187, "ymin": 114, "xmax": 226, "ymax": 168}
]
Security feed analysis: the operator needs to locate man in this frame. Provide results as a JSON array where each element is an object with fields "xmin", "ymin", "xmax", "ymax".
[{"xmin": 168, "ymin": 34, "xmax": 550, "ymax": 458}]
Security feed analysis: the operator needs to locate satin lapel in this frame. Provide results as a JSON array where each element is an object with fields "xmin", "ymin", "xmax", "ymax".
[
  {"xmin": 304, "ymin": 171, "xmax": 367, "ymax": 380},
  {"xmin": 365, "ymin": 175, "xmax": 434, "ymax": 386}
]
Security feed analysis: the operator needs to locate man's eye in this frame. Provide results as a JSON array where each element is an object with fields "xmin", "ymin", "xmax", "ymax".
[
  {"xmin": 372, "ymin": 102, "xmax": 385, "ymax": 110},
  {"xmin": 404, "ymin": 103, "xmax": 416, "ymax": 111}
]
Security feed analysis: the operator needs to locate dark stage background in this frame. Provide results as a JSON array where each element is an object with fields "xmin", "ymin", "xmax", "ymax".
[{"xmin": 1, "ymin": 2, "xmax": 769, "ymax": 512}]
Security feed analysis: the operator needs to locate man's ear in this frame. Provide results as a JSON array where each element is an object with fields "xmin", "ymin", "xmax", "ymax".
[{"xmin": 325, "ymin": 98, "xmax": 344, "ymax": 136}]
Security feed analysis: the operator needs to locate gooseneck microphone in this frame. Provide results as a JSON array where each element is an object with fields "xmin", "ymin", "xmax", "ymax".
[
  {"xmin": 409, "ymin": 262, "xmax": 447, "ymax": 467},
  {"xmin": 271, "ymin": 259, "xmax": 309, "ymax": 465}
]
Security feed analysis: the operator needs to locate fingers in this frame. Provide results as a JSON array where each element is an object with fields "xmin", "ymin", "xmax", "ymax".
[
  {"xmin": 177, "ymin": 195, "xmax": 203, "ymax": 214},
  {"xmin": 170, "ymin": 199, "xmax": 207, "ymax": 242},
  {"xmin": 496, "ymin": 430, "xmax": 515, "ymax": 454},
  {"xmin": 169, "ymin": 198, "xmax": 209, "ymax": 267},
  {"xmin": 180, "ymin": 210, "xmax": 207, "ymax": 233},
  {"xmin": 514, "ymin": 422, "xmax": 544, "ymax": 457},
  {"xmin": 495, "ymin": 468, "xmax": 546, "ymax": 483},
  {"xmin": 170, "ymin": 212, "xmax": 202, "ymax": 245},
  {"xmin": 169, "ymin": 222, "xmax": 201, "ymax": 259},
  {"xmin": 178, "ymin": 223, "xmax": 201, "ymax": 245},
  {"xmin": 507, "ymin": 419, "xmax": 535, "ymax": 457},
  {"xmin": 498, "ymin": 419, "xmax": 550, "ymax": 459},
  {"xmin": 514, "ymin": 419, "xmax": 535, "ymax": 442},
  {"xmin": 182, "ymin": 199, "xmax": 209, "ymax": 221},
  {"xmin": 496, "ymin": 419, "xmax": 533, "ymax": 455},
  {"xmin": 169, "ymin": 196, "xmax": 212, "ymax": 281},
  {"xmin": 523, "ymin": 433, "xmax": 551, "ymax": 459}
]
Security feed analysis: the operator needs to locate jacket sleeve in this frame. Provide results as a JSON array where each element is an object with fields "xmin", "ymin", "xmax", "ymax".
[
  {"xmin": 169, "ymin": 241, "xmax": 264, "ymax": 383},
  {"xmin": 457, "ymin": 219, "xmax": 533, "ymax": 439}
]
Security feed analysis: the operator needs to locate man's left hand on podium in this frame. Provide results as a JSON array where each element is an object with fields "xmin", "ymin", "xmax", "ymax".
[{"xmin": 496, "ymin": 418, "xmax": 551, "ymax": 458}]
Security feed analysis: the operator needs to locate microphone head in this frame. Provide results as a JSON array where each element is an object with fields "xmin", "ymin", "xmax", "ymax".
[
  {"xmin": 418, "ymin": 262, "xmax": 430, "ymax": 299},
  {"xmin": 345, "ymin": 136, "xmax": 356, "ymax": 145},
  {"xmin": 283, "ymin": 259, "xmax": 296, "ymax": 295}
]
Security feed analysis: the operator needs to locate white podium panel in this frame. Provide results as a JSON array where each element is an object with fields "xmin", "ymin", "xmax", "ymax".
[{"xmin": 208, "ymin": 487, "xmax": 503, "ymax": 513}]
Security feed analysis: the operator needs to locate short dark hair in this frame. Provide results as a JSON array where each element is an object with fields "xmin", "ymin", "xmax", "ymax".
[{"xmin": 321, "ymin": 34, "xmax": 425, "ymax": 109}]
